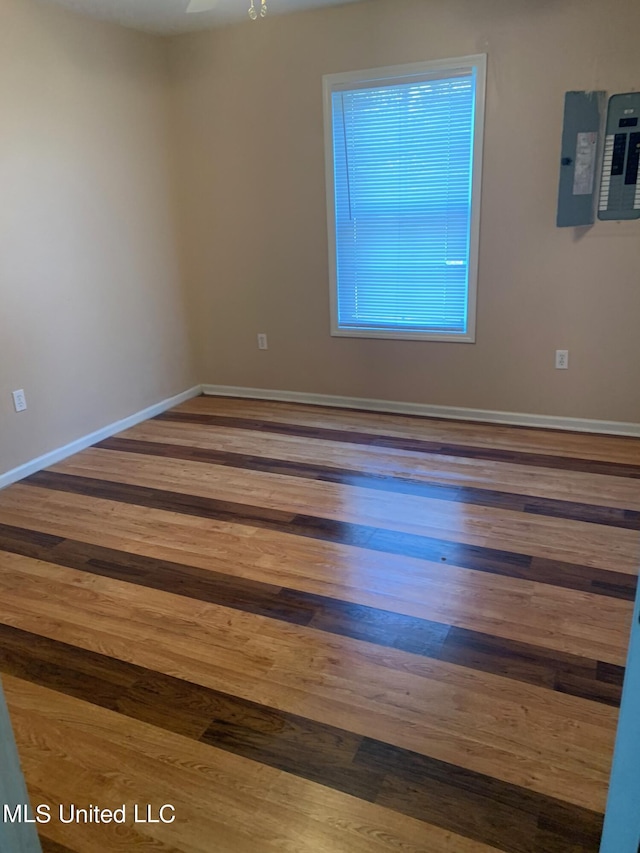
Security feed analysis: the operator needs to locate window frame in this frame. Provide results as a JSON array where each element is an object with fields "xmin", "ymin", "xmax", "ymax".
[{"xmin": 323, "ymin": 55, "xmax": 487, "ymax": 343}]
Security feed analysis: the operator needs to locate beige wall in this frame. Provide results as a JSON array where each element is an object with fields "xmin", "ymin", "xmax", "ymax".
[
  {"xmin": 2, "ymin": 0, "xmax": 639, "ymax": 480},
  {"xmin": 168, "ymin": 0, "xmax": 640, "ymax": 423},
  {"xmin": 0, "ymin": 0, "xmax": 196, "ymax": 477}
]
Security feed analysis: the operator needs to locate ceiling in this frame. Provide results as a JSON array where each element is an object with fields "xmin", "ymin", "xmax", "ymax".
[{"xmin": 39, "ymin": 0, "xmax": 365, "ymax": 35}]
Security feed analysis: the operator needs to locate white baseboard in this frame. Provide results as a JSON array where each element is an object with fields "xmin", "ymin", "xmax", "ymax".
[
  {"xmin": 202, "ymin": 384, "xmax": 640, "ymax": 438},
  {"xmin": 4, "ymin": 382, "xmax": 637, "ymax": 493},
  {"xmin": 0, "ymin": 386, "xmax": 202, "ymax": 491}
]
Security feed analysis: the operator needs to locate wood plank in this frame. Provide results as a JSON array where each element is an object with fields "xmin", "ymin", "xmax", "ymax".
[{"xmin": 39, "ymin": 839, "xmax": 78, "ymax": 853}]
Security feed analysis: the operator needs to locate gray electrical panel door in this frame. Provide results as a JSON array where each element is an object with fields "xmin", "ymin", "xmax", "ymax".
[
  {"xmin": 557, "ymin": 91, "xmax": 605, "ymax": 227},
  {"xmin": 598, "ymin": 92, "xmax": 640, "ymax": 220}
]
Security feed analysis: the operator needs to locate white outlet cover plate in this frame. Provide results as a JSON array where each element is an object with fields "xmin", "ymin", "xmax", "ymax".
[{"xmin": 12, "ymin": 390, "xmax": 27, "ymax": 412}]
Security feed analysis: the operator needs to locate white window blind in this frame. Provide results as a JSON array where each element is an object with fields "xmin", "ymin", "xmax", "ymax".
[{"xmin": 324, "ymin": 57, "xmax": 485, "ymax": 341}]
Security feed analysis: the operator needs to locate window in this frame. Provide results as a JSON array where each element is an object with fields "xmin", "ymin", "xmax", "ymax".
[{"xmin": 323, "ymin": 55, "xmax": 486, "ymax": 342}]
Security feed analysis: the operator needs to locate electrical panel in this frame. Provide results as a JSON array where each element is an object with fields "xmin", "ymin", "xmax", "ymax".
[
  {"xmin": 557, "ymin": 91, "xmax": 606, "ymax": 227},
  {"xmin": 598, "ymin": 92, "xmax": 640, "ymax": 220}
]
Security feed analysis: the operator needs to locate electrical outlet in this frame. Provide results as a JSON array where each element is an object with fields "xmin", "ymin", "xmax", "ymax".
[
  {"xmin": 555, "ymin": 350, "xmax": 569, "ymax": 370},
  {"xmin": 12, "ymin": 389, "xmax": 27, "ymax": 412},
  {"xmin": 257, "ymin": 333, "xmax": 268, "ymax": 350}
]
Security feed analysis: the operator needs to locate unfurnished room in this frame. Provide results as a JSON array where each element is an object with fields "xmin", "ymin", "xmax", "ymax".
[{"xmin": 1, "ymin": 0, "xmax": 640, "ymax": 851}]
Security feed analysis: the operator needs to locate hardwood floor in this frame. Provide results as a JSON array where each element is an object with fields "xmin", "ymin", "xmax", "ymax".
[{"xmin": 0, "ymin": 396, "xmax": 638, "ymax": 852}]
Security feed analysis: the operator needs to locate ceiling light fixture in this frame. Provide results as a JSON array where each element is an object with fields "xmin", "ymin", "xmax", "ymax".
[
  {"xmin": 248, "ymin": 0, "xmax": 267, "ymax": 18},
  {"xmin": 185, "ymin": 0, "xmax": 267, "ymax": 20}
]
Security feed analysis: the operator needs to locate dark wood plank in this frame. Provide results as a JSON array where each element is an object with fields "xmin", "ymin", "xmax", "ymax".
[
  {"xmin": 376, "ymin": 771, "xmax": 537, "ymax": 853},
  {"xmin": 39, "ymin": 837, "xmax": 79, "ymax": 853},
  {"xmin": 553, "ymin": 672, "xmax": 624, "ymax": 706},
  {"xmin": 0, "ymin": 524, "xmax": 64, "ymax": 552},
  {"xmin": 116, "ymin": 675, "xmax": 236, "ymax": 741},
  {"xmin": 0, "ymin": 624, "xmax": 139, "ymax": 711},
  {"xmin": 534, "ymin": 800, "xmax": 607, "ymax": 853},
  {"xmin": 0, "ymin": 624, "xmax": 214, "ymax": 741},
  {"xmin": 0, "ymin": 623, "xmax": 139, "ymax": 716},
  {"xmin": 357, "ymin": 740, "xmax": 604, "ymax": 853},
  {"xmin": 440, "ymin": 627, "xmax": 624, "ymax": 707},
  {"xmin": 156, "ymin": 410, "xmax": 640, "ymax": 480},
  {"xmin": 199, "ymin": 694, "xmax": 381, "ymax": 801},
  {"xmin": 596, "ymin": 661, "xmax": 627, "ymax": 687},
  {"xmin": 21, "ymin": 472, "xmax": 638, "ymax": 602}
]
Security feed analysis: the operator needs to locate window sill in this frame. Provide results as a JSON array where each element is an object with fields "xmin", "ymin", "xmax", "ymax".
[{"xmin": 330, "ymin": 328, "xmax": 476, "ymax": 343}]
